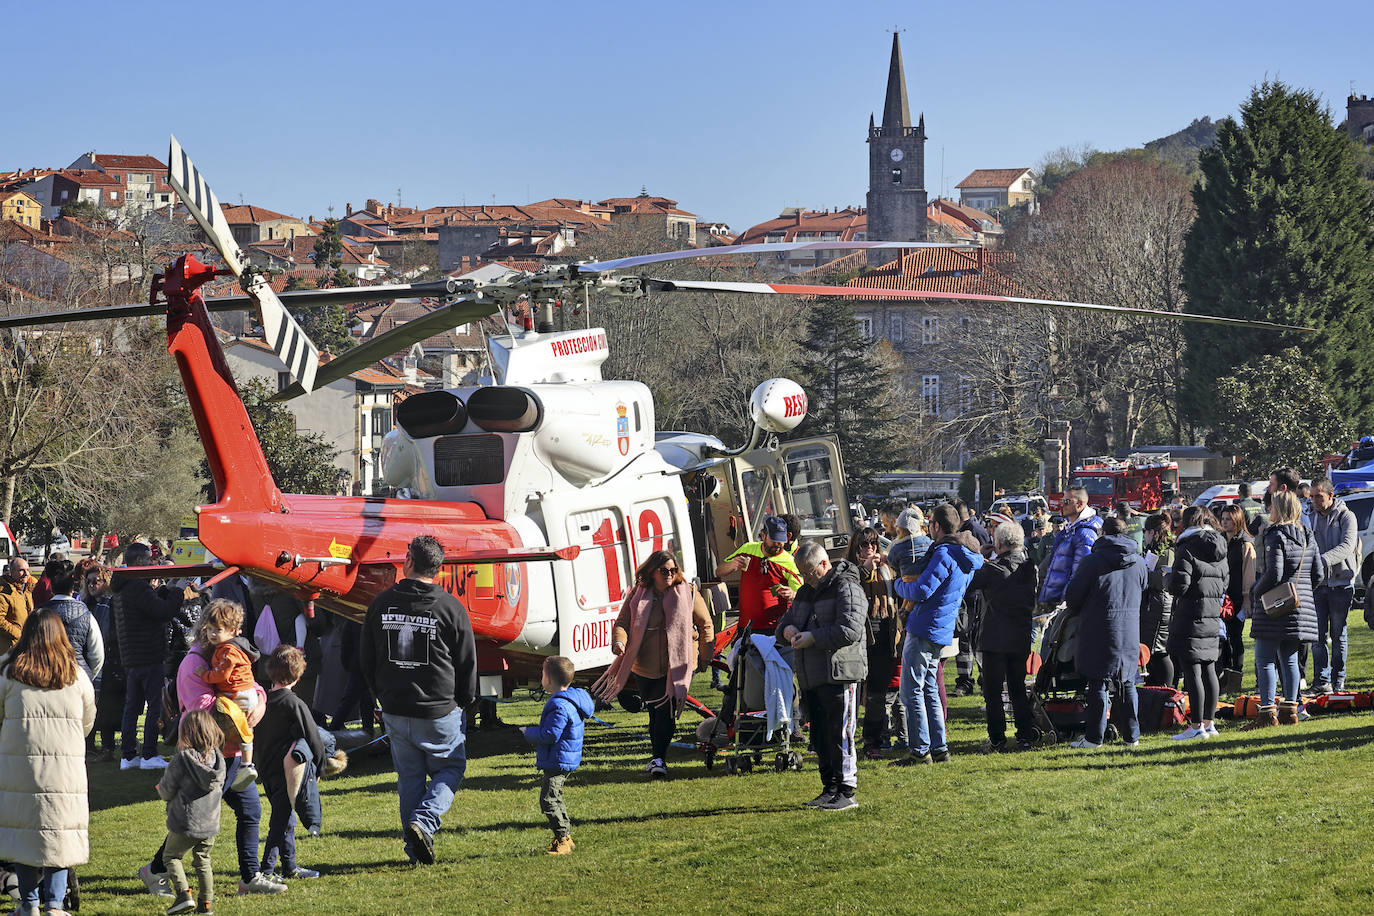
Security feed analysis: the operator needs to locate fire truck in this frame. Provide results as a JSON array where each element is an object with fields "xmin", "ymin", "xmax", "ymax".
[{"xmin": 1049, "ymin": 454, "xmax": 1181, "ymax": 513}]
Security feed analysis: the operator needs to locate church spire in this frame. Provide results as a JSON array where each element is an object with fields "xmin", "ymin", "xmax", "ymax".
[{"xmin": 881, "ymin": 32, "xmax": 911, "ymax": 131}]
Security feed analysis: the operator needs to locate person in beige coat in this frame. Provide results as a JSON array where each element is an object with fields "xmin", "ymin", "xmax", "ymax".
[{"xmin": 0, "ymin": 608, "xmax": 96, "ymax": 916}]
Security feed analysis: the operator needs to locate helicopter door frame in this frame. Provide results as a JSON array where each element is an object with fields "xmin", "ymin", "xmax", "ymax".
[{"xmin": 778, "ymin": 436, "xmax": 854, "ymax": 554}]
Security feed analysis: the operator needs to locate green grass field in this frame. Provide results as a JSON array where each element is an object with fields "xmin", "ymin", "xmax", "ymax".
[{"xmin": 80, "ymin": 626, "xmax": 1374, "ymax": 915}]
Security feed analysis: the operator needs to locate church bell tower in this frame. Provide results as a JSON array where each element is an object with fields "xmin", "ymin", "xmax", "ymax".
[{"xmin": 866, "ymin": 33, "xmax": 928, "ymax": 265}]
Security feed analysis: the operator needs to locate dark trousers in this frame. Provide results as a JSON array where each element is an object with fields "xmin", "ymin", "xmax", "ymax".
[
  {"xmin": 1086, "ymin": 678, "xmax": 1138, "ymax": 745},
  {"xmin": 121, "ymin": 663, "xmax": 164, "ymax": 760},
  {"xmin": 540, "ymin": 771, "xmax": 571, "ymax": 838},
  {"xmin": 980, "ymin": 649, "xmax": 1035, "ymax": 745},
  {"xmin": 1183, "ymin": 661, "xmax": 1219, "ymax": 723},
  {"xmin": 152, "ymin": 755, "xmax": 261, "ymax": 883},
  {"xmin": 804, "ymin": 683, "xmax": 858, "ymax": 796},
  {"xmin": 330, "ymin": 670, "xmax": 375, "ymax": 735},
  {"xmin": 635, "ymin": 675, "xmax": 675, "ymax": 759},
  {"xmin": 1144, "ymin": 652, "xmax": 1174, "ymax": 688},
  {"xmin": 862, "ymin": 631, "xmax": 899, "ymax": 748},
  {"xmin": 1220, "ymin": 615, "xmax": 1246, "ymax": 673},
  {"xmin": 261, "ymin": 781, "xmax": 297, "ymax": 874}
]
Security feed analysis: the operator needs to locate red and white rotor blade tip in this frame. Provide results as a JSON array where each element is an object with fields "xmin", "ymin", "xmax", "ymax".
[{"xmin": 651, "ymin": 279, "xmax": 1314, "ymax": 333}]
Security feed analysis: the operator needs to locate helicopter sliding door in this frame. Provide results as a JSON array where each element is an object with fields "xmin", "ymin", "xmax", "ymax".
[{"xmin": 567, "ymin": 507, "xmax": 634, "ymax": 610}]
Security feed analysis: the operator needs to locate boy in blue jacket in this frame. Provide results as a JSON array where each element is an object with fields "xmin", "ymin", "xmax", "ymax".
[
  {"xmin": 523, "ymin": 656, "xmax": 594, "ymax": 855},
  {"xmin": 891, "ymin": 505, "xmax": 984, "ymax": 765}
]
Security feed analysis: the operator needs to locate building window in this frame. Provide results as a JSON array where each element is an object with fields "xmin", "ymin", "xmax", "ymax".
[
  {"xmin": 891, "ymin": 168, "xmax": 902, "ymax": 185},
  {"xmin": 370, "ymin": 406, "xmax": 392, "ymax": 450},
  {"xmin": 889, "ymin": 315, "xmax": 904, "ymax": 348},
  {"xmin": 922, "ymin": 375, "xmax": 941, "ymax": 416},
  {"xmin": 922, "ymin": 316, "xmax": 939, "ymax": 344},
  {"xmin": 276, "ymin": 371, "xmax": 292, "ymax": 392},
  {"xmin": 960, "ymin": 375, "xmax": 974, "ymax": 413},
  {"xmin": 856, "ymin": 316, "xmax": 873, "ymax": 339},
  {"xmin": 960, "ymin": 316, "xmax": 971, "ymax": 334}
]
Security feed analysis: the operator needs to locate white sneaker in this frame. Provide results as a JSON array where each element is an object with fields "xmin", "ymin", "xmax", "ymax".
[
  {"xmin": 1204, "ymin": 722, "xmax": 1219, "ymax": 737},
  {"xmin": 1170, "ymin": 726, "xmax": 1207, "ymax": 741},
  {"xmin": 647, "ymin": 757, "xmax": 667, "ymax": 779},
  {"xmin": 1069, "ymin": 737, "xmax": 1101, "ymax": 749},
  {"xmin": 139, "ymin": 755, "xmax": 169, "ymax": 769},
  {"xmin": 120, "ymin": 756, "xmax": 144, "ymax": 770}
]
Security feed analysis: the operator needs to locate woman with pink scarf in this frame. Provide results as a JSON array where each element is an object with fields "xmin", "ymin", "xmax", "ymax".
[{"xmin": 592, "ymin": 551, "xmax": 713, "ymax": 779}]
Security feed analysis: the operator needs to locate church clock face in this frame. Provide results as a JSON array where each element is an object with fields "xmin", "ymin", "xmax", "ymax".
[{"xmin": 889, "ymin": 147, "xmax": 905, "ymax": 163}]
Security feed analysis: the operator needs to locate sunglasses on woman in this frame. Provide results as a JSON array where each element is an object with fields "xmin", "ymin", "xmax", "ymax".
[{"xmin": 655, "ymin": 565, "xmax": 679, "ymax": 575}]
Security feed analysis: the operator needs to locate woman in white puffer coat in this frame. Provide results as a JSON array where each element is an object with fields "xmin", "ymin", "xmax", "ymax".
[{"xmin": 0, "ymin": 608, "xmax": 96, "ymax": 916}]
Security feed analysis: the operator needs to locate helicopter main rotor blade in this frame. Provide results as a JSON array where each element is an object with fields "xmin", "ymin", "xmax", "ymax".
[
  {"xmin": 646, "ymin": 278, "xmax": 1316, "ymax": 333},
  {"xmin": 169, "ymin": 136, "xmax": 320, "ymax": 392},
  {"xmin": 0, "ymin": 301, "xmax": 167, "ymax": 330},
  {"xmin": 204, "ymin": 279, "xmax": 466, "ymax": 312},
  {"xmin": 274, "ymin": 296, "xmax": 497, "ymax": 399},
  {"xmin": 575, "ymin": 240, "xmax": 974, "ymax": 274}
]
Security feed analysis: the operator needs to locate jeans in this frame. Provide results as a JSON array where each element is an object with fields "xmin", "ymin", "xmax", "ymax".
[
  {"xmin": 540, "ymin": 771, "xmax": 571, "ymax": 838},
  {"xmin": 150, "ymin": 754, "xmax": 261, "ymax": 882},
  {"xmin": 981, "ymin": 650, "xmax": 1035, "ymax": 744},
  {"xmin": 805, "ymin": 682, "xmax": 858, "ymax": 795},
  {"xmin": 14, "ymin": 866, "xmax": 67, "ymax": 910},
  {"xmin": 384, "ymin": 707, "xmax": 467, "ymax": 860},
  {"xmin": 900, "ymin": 635, "xmax": 945, "ymax": 756},
  {"xmin": 1085, "ymin": 678, "xmax": 1138, "ymax": 745},
  {"xmin": 291, "ymin": 726, "xmax": 336, "ymax": 834},
  {"xmin": 121, "ymin": 662, "xmax": 164, "ymax": 760},
  {"xmin": 1254, "ymin": 636, "xmax": 1302, "ymax": 705},
  {"xmin": 635, "ymin": 675, "xmax": 675, "ymax": 759},
  {"xmin": 330, "ymin": 669, "xmax": 375, "ymax": 735},
  {"xmin": 262, "ymin": 780, "xmax": 297, "ymax": 874},
  {"xmin": 1313, "ymin": 586, "xmax": 1353, "ymax": 688}
]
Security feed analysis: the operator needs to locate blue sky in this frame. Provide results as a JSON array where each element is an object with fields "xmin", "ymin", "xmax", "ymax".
[{"xmin": 5, "ymin": 0, "xmax": 1372, "ymax": 232}]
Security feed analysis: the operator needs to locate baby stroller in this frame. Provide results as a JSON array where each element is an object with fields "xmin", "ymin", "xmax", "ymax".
[
  {"xmin": 1030, "ymin": 604, "xmax": 1087, "ymax": 743},
  {"xmin": 697, "ymin": 623, "xmax": 803, "ymax": 775}
]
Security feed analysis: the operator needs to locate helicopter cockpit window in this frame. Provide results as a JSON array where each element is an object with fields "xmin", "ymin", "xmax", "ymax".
[
  {"xmin": 739, "ymin": 468, "xmax": 778, "ymax": 538},
  {"xmin": 785, "ymin": 445, "xmax": 839, "ymax": 536},
  {"xmin": 434, "ymin": 434, "xmax": 505, "ymax": 487}
]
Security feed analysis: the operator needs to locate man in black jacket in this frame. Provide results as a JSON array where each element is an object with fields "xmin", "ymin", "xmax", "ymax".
[
  {"xmin": 361, "ymin": 535, "xmax": 476, "ymax": 866},
  {"xmin": 114, "ymin": 542, "xmax": 191, "ymax": 770}
]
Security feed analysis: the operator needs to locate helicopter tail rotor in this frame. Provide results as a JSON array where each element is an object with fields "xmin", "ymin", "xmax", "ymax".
[{"xmin": 168, "ymin": 136, "xmax": 321, "ymax": 393}]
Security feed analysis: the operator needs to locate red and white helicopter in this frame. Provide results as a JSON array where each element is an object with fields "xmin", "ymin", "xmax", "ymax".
[{"xmin": 0, "ymin": 139, "xmax": 1309, "ymax": 688}]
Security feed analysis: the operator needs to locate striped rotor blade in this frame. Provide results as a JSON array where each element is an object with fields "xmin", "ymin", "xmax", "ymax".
[
  {"xmin": 576, "ymin": 240, "xmax": 974, "ymax": 274},
  {"xmin": 648, "ymin": 279, "xmax": 1316, "ymax": 333},
  {"xmin": 168, "ymin": 135, "xmax": 242, "ymax": 275},
  {"xmin": 274, "ymin": 296, "xmax": 495, "ymax": 400},
  {"xmin": 253, "ymin": 277, "xmax": 319, "ymax": 392},
  {"xmin": 168, "ymin": 136, "xmax": 323, "ymax": 391}
]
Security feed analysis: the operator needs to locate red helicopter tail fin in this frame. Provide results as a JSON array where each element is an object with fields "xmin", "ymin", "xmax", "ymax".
[{"xmin": 162, "ymin": 254, "xmax": 284, "ymax": 514}]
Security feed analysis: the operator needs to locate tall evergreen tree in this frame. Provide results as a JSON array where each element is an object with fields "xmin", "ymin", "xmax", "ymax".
[
  {"xmin": 797, "ymin": 298, "xmax": 907, "ymax": 491},
  {"xmin": 1180, "ymin": 81, "xmax": 1374, "ymax": 429}
]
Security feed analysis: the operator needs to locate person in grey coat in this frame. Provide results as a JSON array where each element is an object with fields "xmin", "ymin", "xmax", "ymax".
[
  {"xmin": 1248, "ymin": 491, "xmax": 1321, "ymax": 727},
  {"xmin": 777, "ymin": 541, "xmax": 867, "ymax": 811},
  {"xmin": 1064, "ymin": 520, "xmax": 1147, "ymax": 749},
  {"xmin": 156, "ymin": 709, "xmax": 226, "ymax": 914},
  {"xmin": 1308, "ymin": 478, "xmax": 1359, "ymax": 693}
]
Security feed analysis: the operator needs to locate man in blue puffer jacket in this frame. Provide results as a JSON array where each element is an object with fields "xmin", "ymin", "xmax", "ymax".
[
  {"xmin": 1038, "ymin": 487, "xmax": 1103, "ymax": 611},
  {"xmin": 523, "ymin": 656, "xmax": 593, "ymax": 855},
  {"xmin": 890, "ymin": 504, "xmax": 984, "ymax": 766}
]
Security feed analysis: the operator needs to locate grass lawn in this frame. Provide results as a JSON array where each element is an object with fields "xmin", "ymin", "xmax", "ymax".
[{"xmin": 81, "ymin": 625, "xmax": 1374, "ymax": 915}]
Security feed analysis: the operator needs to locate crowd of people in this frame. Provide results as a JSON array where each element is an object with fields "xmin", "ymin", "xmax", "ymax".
[{"xmin": 0, "ymin": 465, "xmax": 1359, "ymax": 907}]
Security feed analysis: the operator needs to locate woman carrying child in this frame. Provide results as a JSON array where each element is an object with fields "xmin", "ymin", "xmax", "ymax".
[{"xmin": 157, "ymin": 710, "xmax": 225, "ymax": 914}]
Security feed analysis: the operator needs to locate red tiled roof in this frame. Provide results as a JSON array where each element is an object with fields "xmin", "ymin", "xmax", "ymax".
[
  {"xmin": 221, "ymin": 203, "xmax": 300, "ymax": 224},
  {"xmin": 55, "ymin": 169, "xmax": 122, "ymax": 188},
  {"xmin": 845, "ymin": 248, "xmax": 1022, "ymax": 297},
  {"xmin": 955, "ymin": 168, "xmax": 1032, "ymax": 190},
  {"xmin": 0, "ymin": 191, "xmax": 39, "ymax": 204},
  {"xmin": 0, "ymin": 222, "xmax": 74, "ymax": 244},
  {"xmin": 736, "ymin": 207, "xmax": 867, "ymax": 245},
  {"xmin": 92, "ymin": 154, "xmax": 167, "ymax": 170}
]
